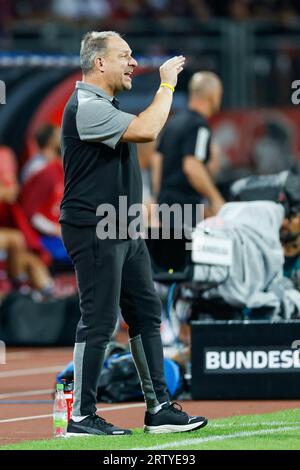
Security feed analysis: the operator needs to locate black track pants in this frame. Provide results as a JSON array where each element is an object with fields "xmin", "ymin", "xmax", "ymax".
[{"xmin": 61, "ymin": 224, "xmax": 169, "ymax": 416}]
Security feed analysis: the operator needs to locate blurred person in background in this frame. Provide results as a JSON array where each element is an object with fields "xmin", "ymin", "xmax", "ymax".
[
  {"xmin": 21, "ymin": 124, "xmax": 61, "ymax": 185},
  {"xmin": 281, "ymin": 210, "xmax": 300, "ymax": 291},
  {"xmin": 51, "ymin": 0, "xmax": 112, "ymax": 21},
  {"xmin": 156, "ymin": 71, "xmax": 225, "ymax": 228},
  {"xmin": 20, "ymin": 124, "xmax": 68, "ymax": 262},
  {"xmin": 0, "ymin": 145, "xmax": 54, "ymax": 296}
]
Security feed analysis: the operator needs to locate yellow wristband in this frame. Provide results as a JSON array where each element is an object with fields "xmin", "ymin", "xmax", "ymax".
[{"xmin": 160, "ymin": 82, "xmax": 175, "ymax": 93}]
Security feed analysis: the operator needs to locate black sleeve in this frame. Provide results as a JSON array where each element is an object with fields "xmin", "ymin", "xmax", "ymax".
[{"xmin": 181, "ymin": 125, "xmax": 211, "ymax": 163}]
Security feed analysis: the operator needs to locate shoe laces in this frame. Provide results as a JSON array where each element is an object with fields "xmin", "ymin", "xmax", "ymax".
[{"xmin": 93, "ymin": 414, "xmax": 113, "ymax": 428}]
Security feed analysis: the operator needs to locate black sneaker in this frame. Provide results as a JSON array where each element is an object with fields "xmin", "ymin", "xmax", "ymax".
[
  {"xmin": 66, "ymin": 414, "xmax": 132, "ymax": 436},
  {"xmin": 144, "ymin": 402, "xmax": 208, "ymax": 434}
]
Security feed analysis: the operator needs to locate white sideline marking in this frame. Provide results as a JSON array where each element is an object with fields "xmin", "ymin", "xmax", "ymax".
[
  {"xmin": 0, "ymin": 389, "xmax": 53, "ymax": 399},
  {"xmin": 97, "ymin": 403, "xmax": 145, "ymax": 413},
  {"xmin": 5, "ymin": 352, "xmax": 32, "ymax": 360},
  {"xmin": 0, "ymin": 365, "xmax": 66, "ymax": 378},
  {"xmin": 211, "ymin": 421, "xmax": 300, "ymax": 428},
  {"xmin": 0, "ymin": 403, "xmax": 145, "ymax": 424},
  {"xmin": 135, "ymin": 425, "xmax": 300, "ymax": 450},
  {"xmin": 0, "ymin": 414, "xmax": 52, "ymax": 424}
]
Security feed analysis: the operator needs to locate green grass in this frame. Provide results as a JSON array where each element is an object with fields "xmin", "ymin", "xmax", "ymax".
[{"xmin": 1, "ymin": 408, "xmax": 300, "ymax": 450}]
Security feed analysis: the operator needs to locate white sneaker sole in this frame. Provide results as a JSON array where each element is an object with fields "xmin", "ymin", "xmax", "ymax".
[
  {"xmin": 66, "ymin": 432, "xmax": 130, "ymax": 437},
  {"xmin": 144, "ymin": 418, "xmax": 208, "ymax": 434}
]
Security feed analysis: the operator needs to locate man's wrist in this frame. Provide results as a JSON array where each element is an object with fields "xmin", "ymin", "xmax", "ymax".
[{"xmin": 160, "ymin": 82, "xmax": 175, "ymax": 93}]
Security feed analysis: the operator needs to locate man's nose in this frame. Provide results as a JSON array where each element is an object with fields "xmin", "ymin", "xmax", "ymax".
[{"xmin": 130, "ymin": 57, "xmax": 138, "ymax": 67}]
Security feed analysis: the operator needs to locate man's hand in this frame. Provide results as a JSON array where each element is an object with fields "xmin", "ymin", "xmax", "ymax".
[
  {"xmin": 122, "ymin": 56, "xmax": 185, "ymax": 144},
  {"xmin": 183, "ymin": 156, "xmax": 225, "ymax": 215},
  {"xmin": 159, "ymin": 56, "xmax": 186, "ymax": 88}
]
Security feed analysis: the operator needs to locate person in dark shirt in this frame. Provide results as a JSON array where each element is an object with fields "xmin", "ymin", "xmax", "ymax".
[
  {"xmin": 157, "ymin": 71, "xmax": 225, "ymax": 227},
  {"xmin": 60, "ymin": 31, "xmax": 207, "ymax": 436}
]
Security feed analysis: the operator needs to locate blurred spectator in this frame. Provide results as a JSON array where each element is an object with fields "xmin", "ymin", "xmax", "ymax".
[
  {"xmin": 281, "ymin": 210, "xmax": 300, "ymax": 290},
  {"xmin": 51, "ymin": 0, "xmax": 112, "ymax": 20},
  {"xmin": 20, "ymin": 125, "xmax": 67, "ymax": 261},
  {"xmin": 0, "ymin": 145, "xmax": 19, "ymax": 203},
  {"xmin": 21, "ymin": 124, "xmax": 61, "ymax": 184},
  {"xmin": 2, "ymin": 0, "xmax": 300, "ymax": 25},
  {"xmin": 0, "ymin": 146, "xmax": 54, "ymax": 295},
  {"xmin": 21, "ymin": 124, "xmax": 62, "ymax": 238},
  {"xmin": 157, "ymin": 71, "xmax": 225, "ymax": 228},
  {"xmin": 21, "ymin": 158, "xmax": 63, "ymax": 238}
]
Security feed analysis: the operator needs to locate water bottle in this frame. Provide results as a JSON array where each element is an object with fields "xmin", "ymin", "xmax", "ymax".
[
  {"xmin": 53, "ymin": 383, "xmax": 68, "ymax": 438},
  {"xmin": 61, "ymin": 379, "xmax": 74, "ymax": 423}
]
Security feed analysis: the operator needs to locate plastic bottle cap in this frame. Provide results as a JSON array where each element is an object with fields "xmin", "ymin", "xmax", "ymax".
[{"xmin": 56, "ymin": 383, "xmax": 64, "ymax": 391}]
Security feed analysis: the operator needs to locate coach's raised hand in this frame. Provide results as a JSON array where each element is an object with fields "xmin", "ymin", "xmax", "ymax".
[
  {"xmin": 159, "ymin": 55, "xmax": 186, "ymax": 88},
  {"xmin": 122, "ymin": 55, "xmax": 186, "ymax": 143}
]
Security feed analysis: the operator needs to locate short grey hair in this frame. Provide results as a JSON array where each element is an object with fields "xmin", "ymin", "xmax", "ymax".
[{"xmin": 80, "ymin": 31, "xmax": 120, "ymax": 75}]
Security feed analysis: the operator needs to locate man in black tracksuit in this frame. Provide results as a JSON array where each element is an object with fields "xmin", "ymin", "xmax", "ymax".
[{"xmin": 60, "ymin": 31, "xmax": 207, "ymax": 436}]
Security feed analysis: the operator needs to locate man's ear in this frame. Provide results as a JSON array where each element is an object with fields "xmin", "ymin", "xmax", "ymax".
[{"xmin": 94, "ymin": 56, "xmax": 105, "ymax": 72}]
